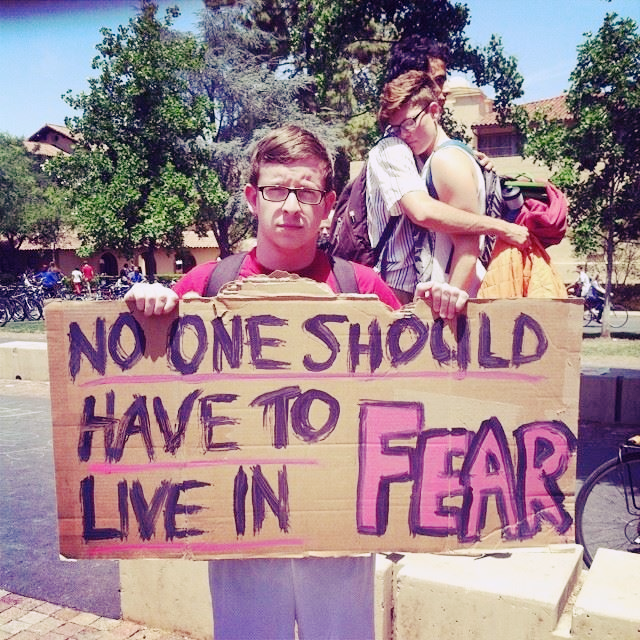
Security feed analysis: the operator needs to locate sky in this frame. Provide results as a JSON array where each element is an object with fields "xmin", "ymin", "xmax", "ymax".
[{"xmin": 1, "ymin": 0, "xmax": 640, "ymax": 139}]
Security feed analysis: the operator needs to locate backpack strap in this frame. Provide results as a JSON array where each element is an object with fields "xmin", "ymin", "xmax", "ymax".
[
  {"xmin": 205, "ymin": 251, "xmax": 360, "ymax": 296},
  {"xmin": 374, "ymin": 214, "xmax": 402, "ymax": 280},
  {"xmin": 329, "ymin": 256, "xmax": 359, "ymax": 294},
  {"xmin": 425, "ymin": 139, "xmax": 478, "ymax": 199},
  {"xmin": 205, "ymin": 252, "xmax": 248, "ymax": 297},
  {"xmin": 374, "ymin": 214, "xmax": 400, "ymax": 268},
  {"xmin": 365, "ymin": 152, "xmax": 401, "ymax": 270}
]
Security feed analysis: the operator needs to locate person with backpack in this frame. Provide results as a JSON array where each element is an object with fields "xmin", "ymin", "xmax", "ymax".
[
  {"xmin": 380, "ymin": 70, "xmax": 494, "ymax": 296},
  {"xmin": 125, "ymin": 124, "xmax": 469, "ymax": 639},
  {"xmin": 365, "ymin": 73, "xmax": 530, "ymax": 304}
]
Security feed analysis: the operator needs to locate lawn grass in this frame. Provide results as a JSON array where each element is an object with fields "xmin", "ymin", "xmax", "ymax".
[
  {"xmin": 0, "ymin": 320, "xmax": 45, "ymax": 333},
  {"xmin": 581, "ymin": 336, "xmax": 640, "ymax": 359}
]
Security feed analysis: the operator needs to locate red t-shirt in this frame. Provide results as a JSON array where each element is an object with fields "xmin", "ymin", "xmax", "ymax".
[
  {"xmin": 173, "ymin": 248, "xmax": 401, "ymax": 310},
  {"xmin": 81, "ymin": 264, "xmax": 94, "ymax": 280}
]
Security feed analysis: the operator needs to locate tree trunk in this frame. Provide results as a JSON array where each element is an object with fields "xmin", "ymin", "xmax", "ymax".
[
  {"xmin": 601, "ymin": 210, "xmax": 616, "ymax": 339},
  {"xmin": 144, "ymin": 241, "xmax": 157, "ymax": 283}
]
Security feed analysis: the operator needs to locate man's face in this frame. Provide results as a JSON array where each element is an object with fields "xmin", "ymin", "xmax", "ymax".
[
  {"xmin": 245, "ymin": 161, "xmax": 336, "ymax": 254},
  {"xmin": 427, "ymin": 57, "xmax": 448, "ymax": 102},
  {"xmin": 389, "ymin": 100, "xmax": 439, "ymax": 159}
]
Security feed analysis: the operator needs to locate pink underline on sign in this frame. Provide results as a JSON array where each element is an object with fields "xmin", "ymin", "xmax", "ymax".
[
  {"xmin": 80, "ymin": 369, "xmax": 545, "ymax": 387},
  {"xmin": 88, "ymin": 458, "xmax": 319, "ymax": 475},
  {"xmin": 86, "ymin": 538, "xmax": 305, "ymax": 558}
]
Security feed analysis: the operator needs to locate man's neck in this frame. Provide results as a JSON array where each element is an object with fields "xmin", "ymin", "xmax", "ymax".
[
  {"xmin": 255, "ymin": 242, "xmax": 318, "ymax": 273},
  {"xmin": 419, "ymin": 128, "xmax": 448, "ymax": 163}
]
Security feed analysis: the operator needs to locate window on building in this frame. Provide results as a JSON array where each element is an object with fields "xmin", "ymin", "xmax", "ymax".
[{"xmin": 477, "ymin": 132, "xmax": 519, "ymax": 157}]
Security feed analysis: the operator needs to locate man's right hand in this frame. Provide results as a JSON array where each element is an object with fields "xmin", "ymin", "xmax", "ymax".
[
  {"xmin": 498, "ymin": 221, "xmax": 531, "ymax": 250},
  {"xmin": 124, "ymin": 282, "xmax": 179, "ymax": 316}
]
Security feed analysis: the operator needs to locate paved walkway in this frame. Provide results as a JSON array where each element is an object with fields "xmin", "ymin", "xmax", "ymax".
[{"xmin": 0, "ymin": 590, "xmax": 190, "ymax": 640}]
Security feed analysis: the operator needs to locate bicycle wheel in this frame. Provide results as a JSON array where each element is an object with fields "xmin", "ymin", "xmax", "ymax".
[
  {"xmin": 582, "ymin": 306, "xmax": 595, "ymax": 327},
  {"xmin": 575, "ymin": 456, "xmax": 640, "ymax": 567},
  {"xmin": 24, "ymin": 297, "xmax": 43, "ymax": 320},
  {"xmin": 0, "ymin": 299, "xmax": 10, "ymax": 326},
  {"xmin": 8, "ymin": 297, "xmax": 25, "ymax": 321},
  {"xmin": 607, "ymin": 304, "xmax": 629, "ymax": 329}
]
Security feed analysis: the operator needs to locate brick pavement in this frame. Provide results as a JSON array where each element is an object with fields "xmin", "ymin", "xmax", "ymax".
[{"xmin": 0, "ymin": 591, "xmax": 191, "ymax": 640}]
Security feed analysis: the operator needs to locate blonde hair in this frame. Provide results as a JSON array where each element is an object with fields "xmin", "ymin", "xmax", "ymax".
[
  {"xmin": 378, "ymin": 70, "xmax": 439, "ymax": 129},
  {"xmin": 248, "ymin": 124, "xmax": 334, "ymax": 192}
]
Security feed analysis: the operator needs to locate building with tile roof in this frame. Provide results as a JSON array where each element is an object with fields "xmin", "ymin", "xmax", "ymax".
[
  {"xmin": 23, "ymin": 124, "xmax": 78, "ymax": 157},
  {"xmin": 3, "ymin": 125, "xmax": 222, "ymax": 278},
  {"xmin": 445, "ymin": 77, "xmax": 573, "ymax": 181}
]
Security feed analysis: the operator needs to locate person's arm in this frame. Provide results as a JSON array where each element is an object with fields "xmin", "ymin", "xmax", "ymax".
[
  {"xmin": 399, "ymin": 190, "xmax": 530, "ymax": 248},
  {"xmin": 368, "ymin": 137, "xmax": 528, "ymax": 246},
  {"xmin": 428, "ymin": 148, "xmax": 484, "ymax": 292}
]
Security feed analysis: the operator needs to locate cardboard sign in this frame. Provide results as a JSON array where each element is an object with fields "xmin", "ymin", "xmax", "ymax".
[{"xmin": 45, "ymin": 279, "xmax": 583, "ymax": 559}]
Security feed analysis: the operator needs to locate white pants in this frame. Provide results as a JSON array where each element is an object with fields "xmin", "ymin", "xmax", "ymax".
[{"xmin": 208, "ymin": 556, "xmax": 375, "ymax": 639}]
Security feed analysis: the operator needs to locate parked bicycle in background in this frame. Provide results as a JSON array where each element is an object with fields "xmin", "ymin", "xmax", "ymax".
[{"xmin": 576, "ymin": 435, "xmax": 640, "ymax": 567}]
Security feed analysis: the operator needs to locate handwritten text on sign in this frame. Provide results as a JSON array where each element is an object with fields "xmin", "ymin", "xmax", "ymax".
[{"xmin": 45, "ymin": 293, "xmax": 582, "ymax": 559}]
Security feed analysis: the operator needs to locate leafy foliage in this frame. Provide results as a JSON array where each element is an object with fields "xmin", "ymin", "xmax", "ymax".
[
  {"xmin": 0, "ymin": 134, "xmax": 70, "ymax": 258},
  {"xmin": 524, "ymin": 13, "xmax": 640, "ymax": 335},
  {"xmin": 0, "ymin": 135, "xmax": 40, "ymax": 249},
  {"xmin": 189, "ymin": 1, "xmax": 343, "ymax": 254},
  {"xmin": 247, "ymin": 0, "xmax": 524, "ymax": 154},
  {"xmin": 46, "ymin": 1, "xmax": 227, "ymax": 266}
]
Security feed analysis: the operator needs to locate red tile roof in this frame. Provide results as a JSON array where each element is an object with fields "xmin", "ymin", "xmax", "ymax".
[
  {"xmin": 24, "ymin": 123, "xmax": 79, "ymax": 156},
  {"xmin": 28, "ymin": 123, "xmax": 75, "ymax": 141},
  {"xmin": 473, "ymin": 95, "xmax": 572, "ymax": 128},
  {"xmin": 10, "ymin": 228, "xmax": 219, "ymax": 252},
  {"xmin": 23, "ymin": 140, "xmax": 68, "ymax": 157}
]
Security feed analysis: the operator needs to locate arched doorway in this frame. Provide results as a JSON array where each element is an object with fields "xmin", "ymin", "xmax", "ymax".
[
  {"xmin": 175, "ymin": 250, "xmax": 196, "ymax": 274},
  {"xmin": 182, "ymin": 252, "xmax": 196, "ymax": 273},
  {"xmin": 99, "ymin": 252, "xmax": 118, "ymax": 276}
]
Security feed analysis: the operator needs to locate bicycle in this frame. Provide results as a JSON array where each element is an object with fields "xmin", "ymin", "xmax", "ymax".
[
  {"xmin": 582, "ymin": 297, "xmax": 628, "ymax": 329},
  {"xmin": 575, "ymin": 436, "xmax": 640, "ymax": 567},
  {"xmin": 0, "ymin": 284, "xmax": 43, "ymax": 323}
]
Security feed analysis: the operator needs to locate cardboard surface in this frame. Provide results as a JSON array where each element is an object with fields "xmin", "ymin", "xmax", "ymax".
[{"xmin": 45, "ymin": 280, "xmax": 583, "ymax": 559}]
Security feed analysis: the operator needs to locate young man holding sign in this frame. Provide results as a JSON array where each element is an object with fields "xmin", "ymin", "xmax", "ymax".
[{"xmin": 126, "ymin": 124, "xmax": 468, "ymax": 639}]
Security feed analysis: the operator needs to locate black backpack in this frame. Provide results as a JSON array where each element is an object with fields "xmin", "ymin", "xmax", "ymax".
[
  {"xmin": 205, "ymin": 252, "xmax": 360, "ymax": 296},
  {"xmin": 326, "ymin": 163, "xmax": 399, "ymax": 275}
]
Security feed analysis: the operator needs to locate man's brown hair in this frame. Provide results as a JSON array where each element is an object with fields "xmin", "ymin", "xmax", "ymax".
[
  {"xmin": 378, "ymin": 71, "xmax": 439, "ymax": 130},
  {"xmin": 248, "ymin": 124, "xmax": 334, "ymax": 192}
]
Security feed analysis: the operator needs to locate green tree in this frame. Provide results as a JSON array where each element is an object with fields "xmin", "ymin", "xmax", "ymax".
[
  {"xmin": 0, "ymin": 135, "xmax": 40, "ymax": 251},
  {"xmin": 191, "ymin": 1, "xmax": 343, "ymax": 254},
  {"xmin": 0, "ymin": 134, "xmax": 71, "ymax": 273},
  {"xmin": 248, "ymin": 0, "xmax": 524, "ymax": 154},
  {"xmin": 47, "ymin": 1, "xmax": 227, "ymax": 275},
  {"xmin": 525, "ymin": 13, "xmax": 640, "ymax": 337}
]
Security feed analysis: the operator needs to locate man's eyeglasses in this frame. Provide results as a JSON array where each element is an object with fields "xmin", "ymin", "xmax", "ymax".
[
  {"xmin": 386, "ymin": 103, "xmax": 430, "ymax": 137},
  {"xmin": 258, "ymin": 185, "xmax": 326, "ymax": 206}
]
